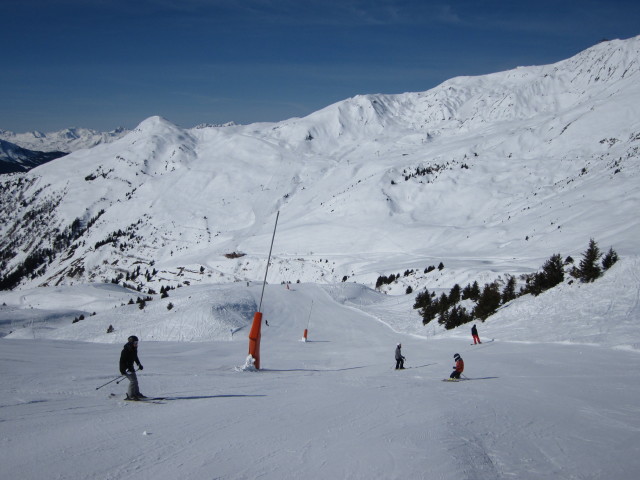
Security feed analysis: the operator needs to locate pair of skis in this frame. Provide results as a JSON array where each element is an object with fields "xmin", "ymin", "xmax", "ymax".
[
  {"xmin": 470, "ymin": 338, "xmax": 495, "ymax": 345},
  {"xmin": 110, "ymin": 393, "xmax": 166, "ymax": 404}
]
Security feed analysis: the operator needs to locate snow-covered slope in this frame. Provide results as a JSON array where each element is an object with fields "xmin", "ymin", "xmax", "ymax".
[
  {"xmin": 3, "ymin": 254, "xmax": 638, "ymax": 351},
  {"xmin": 1, "ymin": 262, "xmax": 639, "ymax": 479},
  {"xmin": 1, "ymin": 36, "xmax": 639, "ymax": 297}
]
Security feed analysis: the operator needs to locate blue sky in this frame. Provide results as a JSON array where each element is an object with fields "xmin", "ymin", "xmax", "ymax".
[{"xmin": 2, "ymin": 0, "xmax": 639, "ymax": 133}]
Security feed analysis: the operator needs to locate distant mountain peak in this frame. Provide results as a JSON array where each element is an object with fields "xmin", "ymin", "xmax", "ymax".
[{"xmin": 0, "ymin": 125, "xmax": 130, "ymax": 153}]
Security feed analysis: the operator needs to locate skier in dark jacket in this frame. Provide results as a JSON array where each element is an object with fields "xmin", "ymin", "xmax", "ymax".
[
  {"xmin": 471, "ymin": 324, "xmax": 482, "ymax": 344},
  {"xmin": 119, "ymin": 335, "xmax": 145, "ymax": 400},
  {"xmin": 395, "ymin": 343, "xmax": 405, "ymax": 369}
]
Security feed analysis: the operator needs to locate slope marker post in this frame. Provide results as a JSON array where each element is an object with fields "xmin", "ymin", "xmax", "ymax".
[
  {"xmin": 248, "ymin": 211, "xmax": 280, "ymax": 369},
  {"xmin": 303, "ymin": 300, "xmax": 313, "ymax": 342}
]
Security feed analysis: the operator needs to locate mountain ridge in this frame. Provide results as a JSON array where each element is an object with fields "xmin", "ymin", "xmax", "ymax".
[
  {"xmin": 0, "ymin": 126, "xmax": 129, "ymax": 153},
  {"xmin": 1, "ymin": 36, "xmax": 639, "ymax": 293}
]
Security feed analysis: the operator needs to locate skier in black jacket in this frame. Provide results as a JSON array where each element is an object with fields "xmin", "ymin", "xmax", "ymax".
[
  {"xmin": 119, "ymin": 335, "xmax": 145, "ymax": 400},
  {"xmin": 395, "ymin": 343, "xmax": 406, "ymax": 369},
  {"xmin": 471, "ymin": 324, "xmax": 482, "ymax": 344}
]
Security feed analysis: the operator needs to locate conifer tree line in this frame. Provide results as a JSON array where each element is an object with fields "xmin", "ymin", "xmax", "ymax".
[
  {"xmin": 113, "ymin": 264, "xmax": 161, "ymax": 291},
  {"xmin": 413, "ymin": 239, "xmax": 618, "ymax": 330},
  {"xmin": 0, "ymin": 210, "xmax": 149, "ymax": 290},
  {"xmin": 376, "ymin": 263, "xmax": 443, "ymax": 289},
  {"xmin": 0, "ymin": 210, "xmax": 105, "ymax": 290}
]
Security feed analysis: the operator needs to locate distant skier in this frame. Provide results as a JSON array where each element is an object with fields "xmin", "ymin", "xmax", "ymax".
[
  {"xmin": 119, "ymin": 335, "xmax": 145, "ymax": 400},
  {"xmin": 450, "ymin": 353, "xmax": 464, "ymax": 380},
  {"xmin": 395, "ymin": 343, "xmax": 406, "ymax": 370},
  {"xmin": 471, "ymin": 324, "xmax": 482, "ymax": 344}
]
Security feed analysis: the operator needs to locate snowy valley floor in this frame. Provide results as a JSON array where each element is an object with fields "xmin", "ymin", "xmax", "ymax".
[{"xmin": 1, "ymin": 283, "xmax": 640, "ymax": 479}]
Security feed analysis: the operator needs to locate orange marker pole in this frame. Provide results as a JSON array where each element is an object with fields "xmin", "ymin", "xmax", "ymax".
[
  {"xmin": 248, "ymin": 211, "xmax": 280, "ymax": 370},
  {"xmin": 302, "ymin": 300, "xmax": 313, "ymax": 342},
  {"xmin": 248, "ymin": 312, "xmax": 262, "ymax": 369}
]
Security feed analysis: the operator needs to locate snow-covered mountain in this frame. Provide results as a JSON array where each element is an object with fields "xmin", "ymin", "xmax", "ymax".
[
  {"xmin": 2, "ymin": 36, "xmax": 640, "ymax": 480},
  {"xmin": 1, "ymin": 36, "xmax": 639, "ymax": 295},
  {"xmin": 0, "ymin": 139, "xmax": 67, "ymax": 173},
  {"xmin": 0, "ymin": 126, "xmax": 129, "ymax": 153}
]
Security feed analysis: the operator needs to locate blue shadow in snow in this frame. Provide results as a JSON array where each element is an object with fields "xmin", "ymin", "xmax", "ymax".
[
  {"xmin": 162, "ymin": 394, "xmax": 266, "ymax": 400},
  {"xmin": 262, "ymin": 365, "xmax": 368, "ymax": 373}
]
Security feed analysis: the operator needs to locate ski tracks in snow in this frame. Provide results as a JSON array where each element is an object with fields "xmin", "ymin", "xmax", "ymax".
[{"xmin": 626, "ymin": 257, "xmax": 640, "ymax": 320}]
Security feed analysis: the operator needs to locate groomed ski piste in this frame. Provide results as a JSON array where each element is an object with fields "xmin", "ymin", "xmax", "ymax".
[{"xmin": 2, "ymin": 255, "xmax": 640, "ymax": 480}]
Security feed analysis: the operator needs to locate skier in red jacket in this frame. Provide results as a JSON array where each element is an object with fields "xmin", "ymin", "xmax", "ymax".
[{"xmin": 450, "ymin": 353, "xmax": 464, "ymax": 380}]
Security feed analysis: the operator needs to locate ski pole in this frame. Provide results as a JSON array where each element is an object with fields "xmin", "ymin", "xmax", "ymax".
[
  {"xmin": 96, "ymin": 368, "xmax": 139, "ymax": 390},
  {"xmin": 96, "ymin": 374, "xmax": 126, "ymax": 390}
]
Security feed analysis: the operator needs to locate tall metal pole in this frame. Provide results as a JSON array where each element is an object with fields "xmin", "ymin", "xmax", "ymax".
[
  {"xmin": 303, "ymin": 300, "xmax": 313, "ymax": 342},
  {"xmin": 248, "ymin": 211, "xmax": 280, "ymax": 369},
  {"xmin": 258, "ymin": 210, "xmax": 279, "ymax": 312},
  {"xmin": 306, "ymin": 300, "xmax": 314, "ymax": 330}
]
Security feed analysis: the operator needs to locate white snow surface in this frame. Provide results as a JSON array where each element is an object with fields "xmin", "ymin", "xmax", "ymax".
[
  {"xmin": 1, "ymin": 255, "xmax": 640, "ymax": 479},
  {"xmin": 1, "ymin": 36, "xmax": 640, "ymax": 479}
]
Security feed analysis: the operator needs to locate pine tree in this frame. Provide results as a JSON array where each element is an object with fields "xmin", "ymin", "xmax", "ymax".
[
  {"xmin": 444, "ymin": 305, "xmax": 472, "ymax": 330},
  {"xmin": 469, "ymin": 281, "xmax": 481, "ymax": 301},
  {"xmin": 501, "ymin": 275, "xmax": 517, "ymax": 304},
  {"xmin": 530, "ymin": 253, "xmax": 564, "ymax": 295},
  {"xmin": 413, "ymin": 288, "xmax": 432, "ymax": 310},
  {"xmin": 444, "ymin": 306, "xmax": 460, "ymax": 329},
  {"xmin": 577, "ymin": 239, "xmax": 602, "ymax": 282},
  {"xmin": 448, "ymin": 284, "xmax": 461, "ymax": 304},
  {"xmin": 473, "ymin": 282, "xmax": 501, "ymax": 320},
  {"xmin": 437, "ymin": 292, "xmax": 449, "ymax": 315},
  {"xmin": 415, "ymin": 288, "xmax": 439, "ymax": 325},
  {"xmin": 544, "ymin": 254, "xmax": 565, "ymax": 287},
  {"xmin": 602, "ymin": 247, "xmax": 619, "ymax": 271}
]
